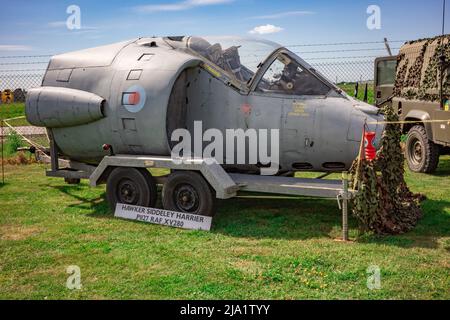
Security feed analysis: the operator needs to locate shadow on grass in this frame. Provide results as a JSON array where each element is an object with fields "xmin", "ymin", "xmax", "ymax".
[
  {"xmin": 51, "ymin": 183, "xmax": 449, "ymax": 247},
  {"xmin": 429, "ymin": 156, "xmax": 450, "ymax": 177},
  {"xmin": 53, "ymin": 183, "xmax": 347, "ymax": 240},
  {"xmin": 356, "ymin": 198, "xmax": 450, "ymax": 249},
  {"xmin": 213, "ymin": 193, "xmax": 348, "ymax": 240},
  {"xmin": 51, "ymin": 185, "xmax": 110, "ymax": 217}
]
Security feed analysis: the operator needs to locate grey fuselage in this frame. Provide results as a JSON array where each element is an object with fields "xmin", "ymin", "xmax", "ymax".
[{"xmin": 26, "ymin": 36, "xmax": 384, "ymax": 173}]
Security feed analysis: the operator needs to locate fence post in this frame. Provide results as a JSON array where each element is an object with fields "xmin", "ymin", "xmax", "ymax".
[
  {"xmin": 384, "ymin": 37, "xmax": 393, "ymax": 56},
  {"xmin": 1, "ymin": 117, "xmax": 4, "ymax": 185},
  {"xmin": 342, "ymin": 172, "xmax": 349, "ymax": 241}
]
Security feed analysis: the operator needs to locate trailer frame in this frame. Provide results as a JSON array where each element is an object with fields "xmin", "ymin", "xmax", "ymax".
[{"xmin": 46, "ymin": 149, "xmax": 354, "ymax": 241}]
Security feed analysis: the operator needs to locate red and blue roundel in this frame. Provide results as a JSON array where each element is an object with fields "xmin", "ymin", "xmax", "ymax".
[{"xmin": 122, "ymin": 85, "xmax": 146, "ymax": 113}]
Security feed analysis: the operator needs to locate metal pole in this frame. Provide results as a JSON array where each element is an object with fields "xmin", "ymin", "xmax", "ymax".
[
  {"xmin": 384, "ymin": 38, "xmax": 392, "ymax": 56},
  {"xmin": 363, "ymin": 83, "xmax": 368, "ymax": 102},
  {"xmin": 443, "ymin": 0, "xmax": 446, "ymax": 36},
  {"xmin": 440, "ymin": 0, "xmax": 446, "ymax": 109},
  {"xmin": 342, "ymin": 172, "xmax": 349, "ymax": 241},
  {"xmin": 1, "ymin": 118, "xmax": 4, "ymax": 185}
]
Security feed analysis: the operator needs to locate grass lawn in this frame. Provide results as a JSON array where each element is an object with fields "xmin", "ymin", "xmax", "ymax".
[
  {"xmin": 0, "ymin": 103, "xmax": 30, "ymax": 127},
  {"xmin": 338, "ymin": 83, "xmax": 375, "ymax": 105},
  {"xmin": 0, "ymin": 157, "xmax": 449, "ymax": 300},
  {"xmin": 0, "ymin": 103, "xmax": 26, "ymax": 120}
]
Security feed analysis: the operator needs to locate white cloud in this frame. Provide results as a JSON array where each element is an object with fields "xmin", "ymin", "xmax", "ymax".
[
  {"xmin": 47, "ymin": 21, "xmax": 99, "ymax": 31},
  {"xmin": 0, "ymin": 45, "xmax": 33, "ymax": 51},
  {"xmin": 249, "ymin": 24, "xmax": 284, "ymax": 35},
  {"xmin": 250, "ymin": 11, "xmax": 315, "ymax": 19},
  {"xmin": 48, "ymin": 21, "xmax": 66, "ymax": 28},
  {"xmin": 135, "ymin": 0, "xmax": 234, "ymax": 13}
]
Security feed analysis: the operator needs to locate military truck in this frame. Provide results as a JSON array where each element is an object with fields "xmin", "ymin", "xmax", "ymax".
[{"xmin": 374, "ymin": 35, "xmax": 450, "ymax": 173}]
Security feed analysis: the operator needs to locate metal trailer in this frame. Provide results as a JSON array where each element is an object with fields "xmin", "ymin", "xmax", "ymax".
[{"xmin": 45, "ymin": 141, "xmax": 353, "ymax": 241}]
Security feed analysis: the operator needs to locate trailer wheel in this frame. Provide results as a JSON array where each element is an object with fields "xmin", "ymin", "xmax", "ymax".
[
  {"xmin": 162, "ymin": 171, "xmax": 216, "ymax": 216},
  {"xmin": 106, "ymin": 167, "xmax": 157, "ymax": 209},
  {"xmin": 405, "ymin": 125, "xmax": 440, "ymax": 173}
]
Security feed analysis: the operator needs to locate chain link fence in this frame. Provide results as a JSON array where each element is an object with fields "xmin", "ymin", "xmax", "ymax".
[
  {"xmin": 0, "ymin": 41, "xmax": 405, "ymax": 172},
  {"xmin": 0, "ymin": 41, "xmax": 404, "ymax": 101},
  {"xmin": 0, "ymin": 56, "xmax": 379, "ymax": 100},
  {"xmin": 0, "ymin": 54, "xmax": 50, "ymax": 101}
]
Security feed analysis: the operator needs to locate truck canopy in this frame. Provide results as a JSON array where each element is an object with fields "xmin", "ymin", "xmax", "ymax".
[{"xmin": 394, "ymin": 34, "xmax": 450, "ymax": 102}]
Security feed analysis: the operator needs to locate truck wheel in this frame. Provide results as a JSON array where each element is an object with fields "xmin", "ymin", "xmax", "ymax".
[
  {"xmin": 162, "ymin": 171, "xmax": 216, "ymax": 216},
  {"xmin": 405, "ymin": 125, "xmax": 440, "ymax": 173},
  {"xmin": 106, "ymin": 167, "xmax": 157, "ymax": 209}
]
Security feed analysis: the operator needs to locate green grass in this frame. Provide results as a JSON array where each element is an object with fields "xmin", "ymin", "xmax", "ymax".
[
  {"xmin": 4, "ymin": 132, "xmax": 25, "ymax": 156},
  {"xmin": 0, "ymin": 103, "xmax": 26, "ymax": 120},
  {"xmin": 0, "ymin": 103, "xmax": 31, "ymax": 126},
  {"xmin": 338, "ymin": 83, "xmax": 375, "ymax": 105},
  {"xmin": 4, "ymin": 117, "xmax": 31, "ymax": 127},
  {"xmin": 0, "ymin": 158, "xmax": 449, "ymax": 300}
]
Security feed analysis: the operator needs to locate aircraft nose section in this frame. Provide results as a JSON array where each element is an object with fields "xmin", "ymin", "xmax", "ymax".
[
  {"xmin": 370, "ymin": 114, "xmax": 385, "ymax": 150},
  {"xmin": 347, "ymin": 109, "xmax": 385, "ymax": 150}
]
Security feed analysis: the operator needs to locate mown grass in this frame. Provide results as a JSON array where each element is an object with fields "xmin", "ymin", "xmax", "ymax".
[
  {"xmin": 0, "ymin": 103, "xmax": 26, "ymax": 120},
  {"xmin": 338, "ymin": 82, "xmax": 375, "ymax": 105},
  {"xmin": 0, "ymin": 157, "xmax": 449, "ymax": 300},
  {"xmin": 0, "ymin": 103, "xmax": 30, "ymax": 126}
]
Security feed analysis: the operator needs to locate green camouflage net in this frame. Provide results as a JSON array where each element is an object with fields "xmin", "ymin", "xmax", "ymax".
[
  {"xmin": 394, "ymin": 34, "xmax": 450, "ymax": 102},
  {"xmin": 350, "ymin": 105, "xmax": 423, "ymax": 235}
]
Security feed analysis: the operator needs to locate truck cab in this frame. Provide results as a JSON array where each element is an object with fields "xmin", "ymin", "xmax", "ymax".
[
  {"xmin": 374, "ymin": 56, "xmax": 397, "ymax": 105},
  {"xmin": 374, "ymin": 49, "xmax": 450, "ymax": 174}
]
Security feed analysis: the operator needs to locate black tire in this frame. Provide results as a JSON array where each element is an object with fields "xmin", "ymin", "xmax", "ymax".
[
  {"xmin": 106, "ymin": 167, "xmax": 157, "ymax": 210},
  {"xmin": 162, "ymin": 171, "xmax": 216, "ymax": 216},
  {"xmin": 405, "ymin": 125, "xmax": 440, "ymax": 173}
]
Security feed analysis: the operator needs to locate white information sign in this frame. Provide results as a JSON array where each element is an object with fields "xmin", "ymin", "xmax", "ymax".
[{"xmin": 114, "ymin": 203, "xmax": 212, "ymax": 231}]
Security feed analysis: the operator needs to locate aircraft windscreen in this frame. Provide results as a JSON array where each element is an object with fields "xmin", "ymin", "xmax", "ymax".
[{"xmin": 187, "ymin": 36, "xmax": 281, "ymax": 83}]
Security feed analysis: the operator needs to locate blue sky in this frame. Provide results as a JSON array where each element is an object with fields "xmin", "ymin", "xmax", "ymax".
[{"xmin": 0, "ymin": 0, "xmax": 447, "ymax": 55}]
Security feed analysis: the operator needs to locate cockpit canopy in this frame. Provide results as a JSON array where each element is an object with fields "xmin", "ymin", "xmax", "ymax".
[
  {"xmin": 185, "ymin": 36, "xmax": 336, "ymax": 96},
  {"xmin": 187, "ymin": 36, "xmax": 281, "ymax": 83}
]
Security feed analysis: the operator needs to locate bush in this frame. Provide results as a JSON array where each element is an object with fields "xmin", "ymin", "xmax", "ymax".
[{"xmin": 5, "ymin": 131, "xmax": 24, "ymax": 155}]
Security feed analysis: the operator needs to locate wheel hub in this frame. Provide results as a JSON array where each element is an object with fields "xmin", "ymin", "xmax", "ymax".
[
  {"xmin": 174, "ymin": 185, "xmax": 199, "ymax": 212},
  {"xmin": 410, "ymin": 139, "xmax": 423, "ymax": 165},
  {"xmin": 118, "ymin": 179, "xmax": 138, "ymax": 204}
]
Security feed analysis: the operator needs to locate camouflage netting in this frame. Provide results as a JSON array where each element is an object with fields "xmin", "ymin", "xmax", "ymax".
[
  {"xmin": 350, "ymin": 104, "xmax": 423, "ymax": 235},
  {"xmin": 394, "ymin": 34, "xmax": 450, "ymax": 102}
]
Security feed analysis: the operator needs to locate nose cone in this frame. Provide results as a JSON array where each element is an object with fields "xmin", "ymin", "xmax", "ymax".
[
  {"xmin": 347, "ymin": 98, "xmax": 385, "ymax": 149},
  {"xmin": 372, "ymin": 114, "xmax": 385, "ymax": 150}
]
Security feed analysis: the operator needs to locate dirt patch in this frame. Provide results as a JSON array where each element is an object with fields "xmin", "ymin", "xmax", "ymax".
[
  {"xmin": 0, "ymin": 224, "xmax": 42, "ymax": 240},
  {"xmin": 2, "ymin": 153, "xmax": 37, "ymax": 165},
  {"xmin": 231, "ymin": 259, "xmax": 262, "ymax": 274}
]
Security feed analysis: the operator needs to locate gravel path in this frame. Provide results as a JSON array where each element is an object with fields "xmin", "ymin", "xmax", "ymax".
[{"xmin": 0, "ymin": 126, "xmax": 46, "ymax": 137}]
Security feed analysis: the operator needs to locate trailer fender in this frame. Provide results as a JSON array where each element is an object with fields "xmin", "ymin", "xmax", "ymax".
[{"xmin": 89, "ymin": 155, "xmax": 239, "ymax": 199}]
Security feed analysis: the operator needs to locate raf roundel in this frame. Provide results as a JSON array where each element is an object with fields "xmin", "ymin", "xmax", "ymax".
[{"xmin": 122, "ymin": 85, "xmax": 147, "ymax": 113}]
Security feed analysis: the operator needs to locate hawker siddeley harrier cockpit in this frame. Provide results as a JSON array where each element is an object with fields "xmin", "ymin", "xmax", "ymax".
[{"xmin": 27, "ymin": 35, "xmax": 383, "ymax": 175}]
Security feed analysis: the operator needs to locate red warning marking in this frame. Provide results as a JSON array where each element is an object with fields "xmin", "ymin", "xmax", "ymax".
[
  {"xmin": 241, "ymin": 103, "xmax": 252, "ymax": 116},
  {"xmin": 122, "ymin": 92, "xmax": 141, "ymax": 105},
  {"xmin": 129, "ymin": 92, "xmax": 140, "ymax": 105}
]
